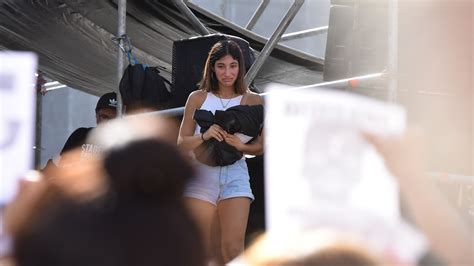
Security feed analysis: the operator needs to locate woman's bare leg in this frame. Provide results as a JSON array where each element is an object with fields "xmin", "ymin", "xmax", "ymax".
[
  {"xmin": 210, "ymin": 213, "xmax": 225, "ymax": 264},
  {"xmin": 217, "ymin": 197, "xmax": 251, "ymax": 263},
  {"xmin": 185, "ymin": 198, "xmax": 216, "ymax": 262}
]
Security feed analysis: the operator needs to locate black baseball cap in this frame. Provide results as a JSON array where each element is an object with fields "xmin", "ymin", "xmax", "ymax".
[{"xmin": 96, "ymin": 92, "xmax": 118, "ymax": 112}]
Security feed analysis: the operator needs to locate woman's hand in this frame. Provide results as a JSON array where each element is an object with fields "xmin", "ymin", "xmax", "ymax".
[
  {"xmin": 224, "ymin": 133, "xmax": 245, "ymax": 151},
  {"xmin": 363, "ymin": 128, "xmax": 425, "ymax": 182},
  {"xmin": 203, "ymin": 124, "xmax": 227, "ymax": 142}
]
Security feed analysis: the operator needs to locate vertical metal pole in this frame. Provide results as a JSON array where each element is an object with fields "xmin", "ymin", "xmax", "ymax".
[
  {"xmin": 34, "ymin": 89, "xmax": 42, "ymax": 168},
  {"xmin": 116, "ymin": 0, "xmax": 126, "ymax": 116},
  {"xmin": 387, "ymin": 0, "xmax": 398, "ymax": 103}
]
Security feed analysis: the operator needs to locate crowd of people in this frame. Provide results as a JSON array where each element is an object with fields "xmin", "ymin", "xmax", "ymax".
[{"xmin": 1, "ymin": 40, "xmax": 472, "ymax": 266}]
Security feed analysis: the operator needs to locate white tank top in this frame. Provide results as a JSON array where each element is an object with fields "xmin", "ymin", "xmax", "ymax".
[{"xmin": 194, "ymin": 92, "xmax": 243, "ymax": 135}]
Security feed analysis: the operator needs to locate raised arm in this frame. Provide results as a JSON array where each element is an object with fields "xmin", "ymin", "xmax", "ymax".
[{"xmin": 364, "ymin": 129, "xmax": 473, "ymax": 265}]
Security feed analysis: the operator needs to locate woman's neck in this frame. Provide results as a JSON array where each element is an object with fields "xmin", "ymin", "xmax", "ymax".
[{"xmin": 216, "ymin": 86, "xmax": 236, "ymax": 98}]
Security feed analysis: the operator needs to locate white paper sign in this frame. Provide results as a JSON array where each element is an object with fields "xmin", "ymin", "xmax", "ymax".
[
  {"xmin": 265, "ymin": 87, "xmax": 429, "ymax": 262},
  {"xmin": 0, "ymin": 52, "xmax": 38, "ymax": 205},
  {"xmin": 265, "ymin": 86, "xmax": 406, "ymax": 239}
]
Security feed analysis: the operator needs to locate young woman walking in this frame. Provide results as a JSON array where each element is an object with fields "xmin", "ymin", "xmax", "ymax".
[{"xmin": 178, "ymin": 39, "xmax": 263, "ymax": 263}]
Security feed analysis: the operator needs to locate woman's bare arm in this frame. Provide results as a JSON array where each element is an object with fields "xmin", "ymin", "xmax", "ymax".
[
  {"xmin": 365, "ymin": 129, "xmax": 473, "ymax": 265},
  {"xmin": 224, "ymin": 130, "xmax": 264, "ymax": 156},
  {"xmin": 177, "ymin": 91, "xmax": 206, "ymax": 151},
  {"xmin": 177, "ymin": 91, "xmax": 227, "ymax": 151}
]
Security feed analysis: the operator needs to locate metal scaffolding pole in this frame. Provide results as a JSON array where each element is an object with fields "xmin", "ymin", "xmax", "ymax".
[
  {"xmin": 387, "ymin": 0, "xmax": 398, "ymax": 103},
  {"xmin": 34, "ymin": 84, "xmax": 42, "ymax": 168},
  {"xmin": 280, "ymin": 26, "xmax": 328, "ymax": 42},
  {"xmin": 244, "ymin": 0, "xmax": 305, "ymax": 88},
  {"xmin": 245, "ymin": 0, "xmax": 270, "ymax": 31},
  {"xmin": 174, "ymin": 0, "xmax": 210, "ymax": 35},
  {"xmin": 116, "ymin": 0, "xmax": 126, "ymax": 116}
]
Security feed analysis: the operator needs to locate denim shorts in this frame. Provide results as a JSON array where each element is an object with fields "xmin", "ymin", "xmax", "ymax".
[{"xmin": 184, "ymin": 159, "xmax": 254, "ymax": 206}]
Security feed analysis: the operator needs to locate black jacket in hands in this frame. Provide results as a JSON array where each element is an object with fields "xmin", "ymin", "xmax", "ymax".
[{"xmin": 193, "ymin": 104, "xmax": 264, "ymax": 166}]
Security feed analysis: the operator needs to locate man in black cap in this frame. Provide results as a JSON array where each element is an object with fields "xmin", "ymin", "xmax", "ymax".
[
  {"xmin": 41, "ymin": 92, "xmax": 117, "ymax": 172},
  {"xmin": 94, "ymin": 92, "xmax": 118, "ymax": 124},
  {"xmin": 59, "ymin": 92, "xmax": 118, "ymax": 156}
]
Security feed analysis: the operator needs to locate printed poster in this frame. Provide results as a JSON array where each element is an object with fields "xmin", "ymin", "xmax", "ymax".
[
  {"xmin": 0, "ymin": 52, "xmax": 38, "ymax": 205},
  {"xmin": 264, "ymin": 86, "xmax": 428, "ymax": 261}
]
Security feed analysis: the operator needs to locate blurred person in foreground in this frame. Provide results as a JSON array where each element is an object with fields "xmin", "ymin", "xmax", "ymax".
[
  {"xmin": 5, "ymin": 116, "xmax": 206, "ymax": 266},
  {"xmin": 230, "ymin": 229, "xmax": 381, "ymax": 266},
  {"xmin": 231, "ymin": 129, "xmax": 472, "ymax": 266}
]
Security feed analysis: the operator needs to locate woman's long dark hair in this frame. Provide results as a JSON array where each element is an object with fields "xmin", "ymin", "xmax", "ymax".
[{"xmin": 199, "ymin": 39, "xmax": 248, "ymax": 95}]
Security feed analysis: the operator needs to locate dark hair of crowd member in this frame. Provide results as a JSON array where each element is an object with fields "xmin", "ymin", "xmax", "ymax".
[
  {"xmin": 103, "ymin": 139, "xmax": 194, "ymax": 202},
  {"xmin": 14, "ymin": 139, "xmax": 206, "ymax": 266},
  {"xmin": 199, "ymin": 39, "xmax": 248, "ymax": 95}
]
